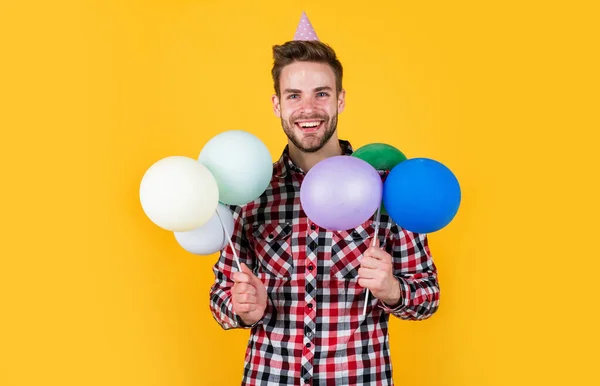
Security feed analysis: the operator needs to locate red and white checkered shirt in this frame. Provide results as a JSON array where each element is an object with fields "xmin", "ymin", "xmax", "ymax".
[{"xmin": 209, "ymin": 140, "xmax": 440, "ymax": 385}]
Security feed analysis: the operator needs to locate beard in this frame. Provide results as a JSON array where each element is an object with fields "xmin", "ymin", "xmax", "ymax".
[{"xmin": 281, "ymin": 111, "xmax": 338, "ymax": 153}]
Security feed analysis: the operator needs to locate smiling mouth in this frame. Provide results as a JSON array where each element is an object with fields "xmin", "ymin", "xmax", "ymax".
[{"xmin": 295, "ymin": 120, "xmax": 324, "ymax": 133}]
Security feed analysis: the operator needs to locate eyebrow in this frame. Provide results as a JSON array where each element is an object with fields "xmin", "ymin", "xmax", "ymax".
[{"xmin": 283, "ymin": 86, "xmax": 333, "ymax": 94}]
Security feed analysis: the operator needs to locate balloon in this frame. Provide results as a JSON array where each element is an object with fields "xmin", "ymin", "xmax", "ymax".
[
  {"xmin": 352, "ymin": 143, "xmax": 407, "ymax": 170},
  {"xmin": 352, "ymin": 143, "xmax": 408, "ymax": 214},
  {"xmin": 139, "ymin": 156, "xmax": 219, "ymax": 232},
  {"xmin": 300, "ymin": 156, "xmax": 382, "ymax": 231},
  {"xmin": 174, "ymin": 203, "xmax": 235, "ymax": 255},
  {"xmin": 198, "ymin": 130, "xmax": 273, "ymax": 206},
  {"xmin": 383, "ymin": 158, "xmax": 461, "ymax": 234}
]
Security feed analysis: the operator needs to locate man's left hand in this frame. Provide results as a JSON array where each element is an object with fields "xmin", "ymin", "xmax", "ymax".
[{"xmin": 357, "ymin": 237, "xmax": 402, "ymax": 308}]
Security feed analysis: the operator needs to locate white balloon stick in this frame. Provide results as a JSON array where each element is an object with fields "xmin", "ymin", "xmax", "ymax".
[
  {"xmin": 364, "ymin": 204, "xmax": 382, "ymax": 317},
  {"xmin": 215, "ymin": 208, "xmax": 242, "ymax": 272}
]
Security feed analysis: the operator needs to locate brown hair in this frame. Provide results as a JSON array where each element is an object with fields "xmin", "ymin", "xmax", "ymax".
[{"xmin": 271, "ymin": 40, "xmax": 343, "ymax": 97}]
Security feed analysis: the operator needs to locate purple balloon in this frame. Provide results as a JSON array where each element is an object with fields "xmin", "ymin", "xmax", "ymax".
[{"xmin": 300, "ymin": 156, "xmax": 383, "ymax": 231}]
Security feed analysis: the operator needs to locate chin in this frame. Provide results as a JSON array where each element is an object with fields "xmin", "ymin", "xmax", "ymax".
[
  {"xmin": 297, "ymin": 131, "xmax": 322, "ymax": 143},
  {"xmin": 298, "ymin": 135, "xmax": 331, "ymax": 153}
]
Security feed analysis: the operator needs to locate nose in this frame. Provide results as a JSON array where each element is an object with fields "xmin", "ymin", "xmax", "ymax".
[{"xmin": 300, "ymin": 95, "xmax": 316, "ymax": 113}]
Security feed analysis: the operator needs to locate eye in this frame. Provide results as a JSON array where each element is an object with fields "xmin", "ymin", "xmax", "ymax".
[
  {"xmin": 317, "ymin": 92, "xmax": 329, "ymax": 97},
  {"xmin": 287, "ymin": 94, "xmax": 299, "ymax": 99}
]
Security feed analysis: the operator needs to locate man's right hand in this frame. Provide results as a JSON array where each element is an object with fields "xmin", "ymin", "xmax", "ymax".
[{"xmin": 232, "ymin": 263, "xmax": 268, "ymax": 326}]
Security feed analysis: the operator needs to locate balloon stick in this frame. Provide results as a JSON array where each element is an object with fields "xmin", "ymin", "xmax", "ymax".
[
  {"xmin": 215, "ymin": 208, "xmax": 242, "ymax": 272},
  {"xmin": 363, "ymin": 204, "xmax": 382, "ymax": 316}
]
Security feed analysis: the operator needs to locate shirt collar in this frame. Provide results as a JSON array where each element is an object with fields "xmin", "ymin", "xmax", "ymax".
[{"xmin": 274, "ymin": 139, "xmax": 354, "ymax": 178}]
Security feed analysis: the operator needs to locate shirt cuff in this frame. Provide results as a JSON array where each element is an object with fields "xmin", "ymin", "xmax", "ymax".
[
  {"xmin": 378, "ymin": 276, "xmax": 409, "ymax": 313},
  {"xmin": 235, "ymin": 314, "xmax": 262, "ymax": 329}
]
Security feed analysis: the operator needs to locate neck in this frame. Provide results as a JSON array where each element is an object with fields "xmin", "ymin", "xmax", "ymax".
[{"xmin": 288, "ymin": 134, "xmax": 343, "ymax": 173}]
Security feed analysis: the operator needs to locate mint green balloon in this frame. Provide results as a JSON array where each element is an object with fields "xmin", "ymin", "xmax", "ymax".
[{"xmin": 198, "ymin": 130, "xmax": 273, "ymax": 206}]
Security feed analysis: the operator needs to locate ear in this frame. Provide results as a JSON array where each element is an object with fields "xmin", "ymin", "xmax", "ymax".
[
  {"xmin": 272, "ymin": 94, "xmax": 281, "ymax": 118},
  {"xmin": 337, "ymin": 89, "xmax": 346, "ymax": 113}
]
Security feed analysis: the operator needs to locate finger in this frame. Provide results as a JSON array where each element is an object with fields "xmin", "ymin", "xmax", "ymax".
[
  {"xmin": 358, "ymin": 267, "xmax": 377, "ymax": 280},
  {"xmin": 360, "ymin": 256, "xmax": 381, "ymax": 270},
  {"xmin": 365, "ymin": 246, "xmax": 391, "ymax": 262},
  {"xmin": 232, "ymin": 282, "xmax": 245, "ymax": 294},
  {"xmin": 236, "ymin": 293, "xmax": 257, "ymax": 305},
  {"xmin": 233, "ymin": 272, "xmax": 251, "ymax": 284},
  {"xmin": 234, "ymin": 303, "xmax": 256, "ymax": 314},
  {"xmin": 359, "ymin": 278, "xmax": 384, "ymax": 292},
  {"xmin": 233, "ymin": 282, "xmax": 256, "ymax": 296},
  {"xmin": 358, "ymin": 277, "xmax": 377, "ymax": 289},
  {"xmin": 243, "ymin": 284, "xmax": 257, "ymax": 296}
]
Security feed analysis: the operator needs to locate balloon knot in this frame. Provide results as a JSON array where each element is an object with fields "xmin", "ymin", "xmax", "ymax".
[{"xmin": 381, "ymin": 169, "xmax": 390, "ymax": 182}]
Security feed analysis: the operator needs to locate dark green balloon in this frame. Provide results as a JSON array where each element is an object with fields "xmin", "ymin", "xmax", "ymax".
[
  {"xmin": 352, "ymin": 143, "xmax": 407, "ymax": 170},
  {"xmin": 352, "ymin": 143, "xmax": 407, "ymax": 216}
]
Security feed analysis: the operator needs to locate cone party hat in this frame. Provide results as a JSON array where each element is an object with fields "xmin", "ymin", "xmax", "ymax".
[{"xmin": 293, "ymin": 11, "xmax": 319, "ymax": 41}]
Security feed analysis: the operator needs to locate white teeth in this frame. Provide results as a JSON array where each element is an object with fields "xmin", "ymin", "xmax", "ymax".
[{"xmin": 298, "ymin": 121, "xmax": 320, "ymax": 128}]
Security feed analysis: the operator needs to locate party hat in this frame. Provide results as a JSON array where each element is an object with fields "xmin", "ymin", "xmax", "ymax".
[{"xmin": 294, "ymin": 11, "xmax": 319, "ymax": 41}]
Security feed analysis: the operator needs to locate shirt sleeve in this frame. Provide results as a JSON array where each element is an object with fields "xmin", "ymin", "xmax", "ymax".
[
  {"xmin": 378, "ymin": 224, "xmax": 441, "ymax": 320},
  {"xmin": 208, "ymin": 204, "xmax": 265, "ymax": 330}
]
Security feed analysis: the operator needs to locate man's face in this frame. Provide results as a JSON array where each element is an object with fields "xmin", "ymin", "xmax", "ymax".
[{"xmin": 272, "ymin": 61, "xmax": 345, "ymax": 153}]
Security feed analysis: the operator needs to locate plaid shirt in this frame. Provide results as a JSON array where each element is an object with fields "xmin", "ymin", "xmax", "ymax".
[{"xmin": 209, "ymin": 140, "xmax": 440, "ymax": 385}]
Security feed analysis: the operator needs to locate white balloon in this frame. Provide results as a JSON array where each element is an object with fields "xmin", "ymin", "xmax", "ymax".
[
  {"xmin": 198, "ymin": 130, "xmax": 273, "ymax": 206},
  {"xmin": 173, "ymin": 203, "xmax": 235, "ymax": 255},
  {"xmin": 139, "ymin": 156, "xmax": 219, "ymax": 232}
]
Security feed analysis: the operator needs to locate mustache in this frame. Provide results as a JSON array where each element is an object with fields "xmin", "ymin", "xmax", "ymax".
[{"xmin": 291, "ymin": 113, "xmax": 329, "ymax": 123}]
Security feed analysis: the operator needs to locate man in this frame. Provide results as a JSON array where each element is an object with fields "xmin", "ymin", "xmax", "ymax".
[{"xmin": 209, "ymin": 13, "xmax": 440, "ymax": 386}]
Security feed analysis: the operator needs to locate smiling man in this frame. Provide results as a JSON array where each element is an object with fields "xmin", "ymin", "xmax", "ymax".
[
  {"xmin": 209, "ymin": 12, "xmax": 440, "ymax": 386},
  {"xmin": 275, "ymin": 55, "xmax": 342, "ymax": 143}
]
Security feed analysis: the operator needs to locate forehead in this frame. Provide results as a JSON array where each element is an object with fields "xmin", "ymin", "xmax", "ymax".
[{"xmin": 279, "ymin": 61, "xmax": 336, "ymax": 90}]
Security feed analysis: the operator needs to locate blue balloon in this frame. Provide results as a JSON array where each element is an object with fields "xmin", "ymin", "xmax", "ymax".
[{"xmin": 383, "ymin": 158, "xmax": 461, "ymax": 234}]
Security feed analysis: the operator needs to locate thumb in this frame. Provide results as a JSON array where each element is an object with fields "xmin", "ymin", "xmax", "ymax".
[
  {"xmin": 240, "ymin": 262, "xmax": 252, "ymax": 275},
  {"xmin": 240, "ymin": 263, "xmax": 259, "ymax": 283}
]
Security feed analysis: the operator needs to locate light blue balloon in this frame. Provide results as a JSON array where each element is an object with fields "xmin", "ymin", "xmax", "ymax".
[
  {"xmin": 174, "ymin": 203, "xmax": 234, "ymax": 255},
  {"xmin": 199, "ymin": 131, "xmax": 273, "ymax": 206}
]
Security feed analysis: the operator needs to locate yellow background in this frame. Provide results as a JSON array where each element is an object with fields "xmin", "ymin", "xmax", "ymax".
[{"xmin": 1, "ymin": 0, "xmax": 599, "ymax": 385}]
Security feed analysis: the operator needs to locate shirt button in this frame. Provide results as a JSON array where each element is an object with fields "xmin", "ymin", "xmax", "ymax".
[
  {"xmin": 306, "ymin": 342, "xmax": 311, "ymax": 348},
  {"xmin": 310, "ymin": 224, "xmax": 316, "ymax": 230},
  {"xmin": 306, "ymin": 331, "xmax": 313, "ymax": 338},
  {"xmin": 308, "ymin": 264, "xmax": 314, "ymax": 271},
  {"xmin": 308, "ymin": 303, "xmax": 313, "ymax": 309}
]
